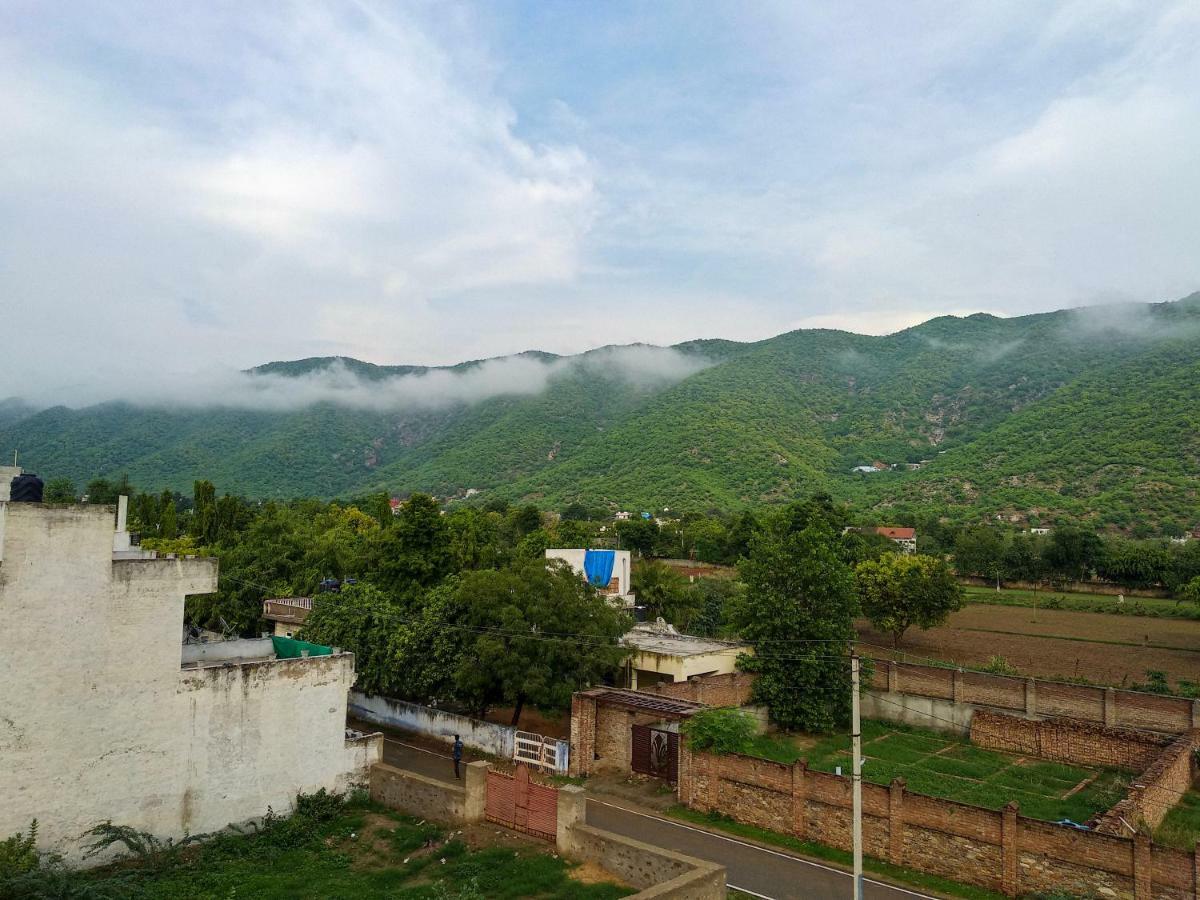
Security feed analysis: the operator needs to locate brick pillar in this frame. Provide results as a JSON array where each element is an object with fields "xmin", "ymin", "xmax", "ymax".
[
  {"xmin": 791, "ymin": 760, "xmax": 808, "ymax": 840},
  {"xmin": 706, "ymin": 752, "xmax": 721, "ymax": 810},
  {"xmin": 1133, "ymin": 832, "xmax": 1151, "ymax": 900},
  {"xmin": 1024, "ymin": 678, "xmax": 1037, "ymax": 717},
  {"xmin": 1191, "ymin": 699, "xmax": 1200, "ymax": 730},
  {"xmin": 887, "ymin": 661, "xmax": 899, "ymax": 693},
  {"xmin": 677, "ymin": 738, "xmax": 693, "ymax": 805},
  {"xmin": 463, "ymin": 761, "xmax": 489, "ymax": 822},
  {"xmin": 953, "ymin": 668, "xmax": 964, "ymax": 703},
  {"xmin": 1104, "ymin": 687, "xmax": 1117, "ymax": 726},
  {"xmin": 888, "ymin": 778, "xmax": 905, "ymax": 865},
  {"xmin": 1001, "ymin": 801, "xmax": 1019, "ymax": 898},
  {"xmin": 569, "ymin": 695, "xmax": 596, "ymax": 777}
]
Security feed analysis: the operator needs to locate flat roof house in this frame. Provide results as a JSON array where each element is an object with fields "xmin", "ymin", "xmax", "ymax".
[
  {"xmin": 0, "ymin": 474, "xmax": 380, "ymax": 863},
  {"xmin": 545, "ymin": 548, "xmax": 635, "ymax": 606},
  {"xmin": 620, "ymin": 619, "xmax": 751, "ymax": 689}
]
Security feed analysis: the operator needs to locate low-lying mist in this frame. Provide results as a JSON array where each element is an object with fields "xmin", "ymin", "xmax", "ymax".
[{"xmin": 24, "ymin": 345, "xmax": 713, "ymax": 414}]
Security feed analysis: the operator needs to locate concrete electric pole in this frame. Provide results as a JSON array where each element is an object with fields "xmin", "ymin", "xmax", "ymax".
[{"xmin": 851, "ymin": 654, "xmax": 864, "ymax": 900}]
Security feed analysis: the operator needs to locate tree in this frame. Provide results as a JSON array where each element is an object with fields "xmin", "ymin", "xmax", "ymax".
[
  {"xmin": 159, "ymin": 492, "xmax": 178, "ymax": 540},
  {"xmin": 560, "ymin": 502, "xmax": 590, "ymax": 522},
  {"xmin": 615, "ymin": 518, "xmax": 658, "ymax": 557},
  {"xmin": 84, "ymin": 478, "xmax": 115, "ymax": 504},
  {"xmin": 856, "ymin": 553, "xmax": 964, "ymax": 647},
  {"xmin": 441, "ymin": 560, "xmax": 630, "ymax": 724},
  {"xmin": 632, "ymin": 560, "xmax": 698, "ymax": 628},
  {"xmin": 301, "ymin": 583, "xmax": 406, "ymax": 696},
  {"xmin": 1044, "ymin": 526, "xmax": 1102, "ymax": 582},
  {"xmin": 1177, "ymin": 576, "xmax": 1200, "ymax": 608},
  {"xmin": 42, "ymin": 478, "xmax": 76, "ymax": 503},
  {"xmin": 730, "ymin": 506, "xmax": 858, "ymax": 732},
  {"xmin": 510, "ymin": 504, "xmax": 543, "ymax": 537},
  {"xmin": 191, "ymin": 480, "xmax": 217, "ymax": 543},
  {"xmin": 374, "ymin": 494, "xmax": 452, "ymax": 598},
  {"xmin": 954, "ymin": 526, "xmax": 1007, "ymax": 588}
]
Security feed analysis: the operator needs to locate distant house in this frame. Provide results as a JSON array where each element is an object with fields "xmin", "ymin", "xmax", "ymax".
[
  {"xmin": 388, "ymin": 497, "xmax": 402, "ymax": 515},
  {"xmin": 874, "ymin": 526, "xmax": 917, "ymax": 554},
  {"xmin": 852, "ymin": 465, "xmax": 879, "ymax": 473},
  {"xmin": 620, "ymin": 619, "xmax": 751, "ymax": 689},
  {"xmin": 263, "ymin": 597, "xmax": 313, "ymax": 637},
  {"xmin": 1027, "ymin": 527, "xmax": 1050, "ymax": 536},
  {"xmin": 614, "ymin": 511, "xmax": 632, "ymax": 521},
  {"xmin": 545, "ymin": 548, "xmax": 634, "ymax": 606}
]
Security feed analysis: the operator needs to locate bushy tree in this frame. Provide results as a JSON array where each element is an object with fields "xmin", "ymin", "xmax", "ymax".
[
  {"xmin": 856, "ymin": 552, "xmax": 964, "ymax": 647},
  {"xmin": 1044, "ymin": 526, "xmax": 1102, "ymax": 581},
  {"xmin": 616, "ymin": 518, "xmax": 658, "ymax": 557},
  {"xmin": 954, "ymin": 526, "xmax": 1007, "ymax": 587},
  {"xmin": 42, "ymin": 478, "xmax": 76, "ymax": 503},
  {"xmin": 682, "ymin": 708, "xmax": 757, "ymax": 755},
  {"xmin": 632, "ymin": 560, "xmax": 697, "ymax": 628},
  {"xmin": 731, "ymin": 505, "xmax": 857, "ymax": 732},
  {"xmin": 374, "ymin": 494, "xmax": 452, "ymax": 598}
]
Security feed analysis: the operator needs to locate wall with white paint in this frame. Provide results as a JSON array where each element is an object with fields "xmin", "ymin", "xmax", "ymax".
[{"xmin": 0, "ymin": 503, "xmax": 380, "ymax": 862}]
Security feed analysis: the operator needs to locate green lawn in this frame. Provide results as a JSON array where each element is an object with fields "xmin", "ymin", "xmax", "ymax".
[
  {"xmin": 963, "ymin": 585, "xmax": 1199, "ymax": 620},
  {"xmin": 3, "ymin": 795, "xmax": 631, "ymax": 900},
  {"xmin": 1154, "ymin": 789, "xmax": 1200, "ymax": 850},
  {"xmin": 738, "ymin": 720, "xmax": 1130, "ymax": 824}
]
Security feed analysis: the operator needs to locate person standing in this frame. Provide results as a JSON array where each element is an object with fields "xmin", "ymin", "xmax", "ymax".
[{"xmin": 452, "ymin": 734, "xmax": 463, "ymax": 779}]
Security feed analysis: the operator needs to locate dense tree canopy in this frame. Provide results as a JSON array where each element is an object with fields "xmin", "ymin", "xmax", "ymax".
[{"xmin": 856, "ymin": 553, "xmax": 964, "ymax": 646}]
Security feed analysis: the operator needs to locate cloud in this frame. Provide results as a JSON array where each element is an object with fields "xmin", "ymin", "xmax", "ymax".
[{"xmin": 23, "ymin": 346, "xmax": 712, "ymax": 413}]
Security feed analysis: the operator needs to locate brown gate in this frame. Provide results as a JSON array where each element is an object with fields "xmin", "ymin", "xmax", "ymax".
[
  {"xmin": 631, "ymin": 725, "xmax": 679, "ymax": 781},
  {"xmin": 485, "ymin": 764, "xmax": 558, "ymax": 841}
]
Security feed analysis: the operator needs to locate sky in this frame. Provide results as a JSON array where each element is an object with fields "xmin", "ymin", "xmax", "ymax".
[{"xmin": 2, "ymin": 1, "xmax": 1199, "ymax": 402}]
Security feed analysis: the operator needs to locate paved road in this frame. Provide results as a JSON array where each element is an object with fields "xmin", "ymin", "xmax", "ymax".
[{"xmin": 379, "ymin": 738, "xmax": 931, "ymax": 900}]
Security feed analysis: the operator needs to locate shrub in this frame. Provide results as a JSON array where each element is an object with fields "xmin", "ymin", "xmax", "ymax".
[
  {"xmin": 0, "ymin": 821, "xmax": 39, "ymax": 880},
  {"xmin": 682, "ymin": 708, "xmax": 757, "ymax": 755},
  {"xmin": 980, "ymin": 655, "xmax": 1018, "ymax": 676}
]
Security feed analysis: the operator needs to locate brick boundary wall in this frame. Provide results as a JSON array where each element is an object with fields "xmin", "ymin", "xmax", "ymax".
[
  {"xmin": 970, "ymin": 710, "xmax": 1174, "ymax": 771},
  {"xmin": 957, "ymin": 575, "xmax": 1171, "ymax": 599},
  {"xmin": 640, "ymin": 672, "xmax": 756, "ymax": 708},
  {"xmin": 1092, "ymin": 730, "xmax": 1200, "ymax": 836},
  {"xmin": 677, "ymin": 742, "xmax": 1199, "ymax": 899},
  {"xmin": 868, "ymin": 658, "xmax": 1200, "ymax": 734}
]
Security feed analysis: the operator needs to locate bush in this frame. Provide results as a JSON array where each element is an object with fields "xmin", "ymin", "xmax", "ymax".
[
  {"xmin": 0, "ymin": 821, "xmax": 40, "ymax": 880},
  {"xmin": 980, "ymin": 655, "xmax": 1018, "ymax": 676},
  {"xmin": 682, "ymin": 708, "xmax": 757, "ymax": 755}
]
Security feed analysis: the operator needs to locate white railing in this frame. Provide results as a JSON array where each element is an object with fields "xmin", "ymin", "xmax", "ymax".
[{"xmin": 514, "ymin": 730, "xmax": 570, "ymax": 774}]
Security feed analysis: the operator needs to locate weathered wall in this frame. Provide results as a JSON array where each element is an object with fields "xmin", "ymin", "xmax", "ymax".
[
  {"xmin": 641, "ymin": 672, "xmax": 755, "ymax": 708},
  {"xmin": 678, "ymin": 741, "xmax": 1199, "ymax": 899},
  {"xmin": 0, "ymin": 504, "xmax": 378, "ymax": 862},
  {"xmin": 1093, "ymin": 730, "xmax": 1200, "ymax": 835},
  {"xmin": 370, "ymin": 761, "xmax": 488, "ymax": 824},
  {"xmin": 869, "ymin": 659, "xmax": 1200, "ymax": 734},
  {"xmin": 971, "ymin": 710, "xmax": 1172, "ymax": 771},
  {"xmin": 557, "ymin": 786, "xmax": 725, "ymax": 899},
  {"xmin": 182, "ymin": 637, "xmax": 275, "ymax": 665},
  {"xmin": 350, "ymin": 691, "xmax": 516, "ymax": 758}
]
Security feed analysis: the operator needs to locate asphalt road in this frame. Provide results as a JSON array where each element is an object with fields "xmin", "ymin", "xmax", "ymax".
[{"xmin": 379, "ymin": 738, "xmax": 933, "ymax": 900}]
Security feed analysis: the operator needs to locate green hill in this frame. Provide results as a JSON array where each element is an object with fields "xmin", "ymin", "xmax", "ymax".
[{"xmin": 4, "ymin": 294, "xmax": 1199, "ymax": 530}]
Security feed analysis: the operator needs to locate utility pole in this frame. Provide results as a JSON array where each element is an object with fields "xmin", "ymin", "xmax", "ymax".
[{"xmin": 851, "ymin": 654, "xmax": 864, "ymax": 900}]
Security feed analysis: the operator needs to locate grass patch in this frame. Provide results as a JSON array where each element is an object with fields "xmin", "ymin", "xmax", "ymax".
[
  {"xmin": 4, "ymin": 799, "xmax": 632, "ymax": 899},
  {"xmin": 748, "ymin": 719, "xmax": 1129, "ymax": 824},
  {"xmin": 963, "ymin": 585, "xmax": 1200, "ymax": 620},
  {"xmin": 1153, "ymin": 789, "xmax": 1200, "ymax": 850},
  {"xmin": 667, "ymin": 806, "xmax": 1007, "ymax": 900}
]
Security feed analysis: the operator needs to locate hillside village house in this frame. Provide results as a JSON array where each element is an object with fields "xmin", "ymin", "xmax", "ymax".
[
  {"xmin": 545, "ymin": 547, "xmax": 635, "ymax": 606},
  {"xmin": 0, "ymin": 472, "xmax": 380, "ymax": 863},
  {"xmin": 874, "ymin": 526, "xmax": 917, "ymax": 553},
  {"xmin": 621, "ymin": 620, "xmax": 751, "ymax": 689}
]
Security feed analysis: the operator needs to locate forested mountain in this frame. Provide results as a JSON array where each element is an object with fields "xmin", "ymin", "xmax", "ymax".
[{"xmin": 4, "ymin": 294, "xmax": 1200, "ymax": 531}]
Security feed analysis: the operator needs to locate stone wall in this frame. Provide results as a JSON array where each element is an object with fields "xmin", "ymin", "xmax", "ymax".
[
  {"xmin": 370, "ymin": 761, "xmax": 488, "ymax": 824},
  {"xmin": 350, "ymin": 691, "xmax": 517, "ymax": 758},
  {"xmin": 1093, "ymin": 731, "xmax": 1200, "ymax": 835},
  {"xmin": 970, "ymin": 710, "xmax": 1173, "ymax": 770},
  {"xmin": 678, "ymin": 741, "xmax": 1200, "ymax": 899},
  {"xmin": 570, "ymin": 692, "xmax": 689, "ymax": 777},
  {"xmin": 0, "ymin": 503, "xmax": 379, "ymax": 863},
  {"xmin": 640, "ymin": 672, "xmax": 755, "ymax": 708},
  {"xmin": 869, "ymin": 658, "xmax": 1200, "ymax": 734},
  {"xmin": 556, "ymin": 786, "xmax": 725, "ymax": 899}
]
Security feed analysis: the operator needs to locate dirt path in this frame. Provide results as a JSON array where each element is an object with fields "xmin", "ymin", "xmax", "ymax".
[{"xmin": 856, "ymin": 604, "xmax": 1200, "ymax": 687}]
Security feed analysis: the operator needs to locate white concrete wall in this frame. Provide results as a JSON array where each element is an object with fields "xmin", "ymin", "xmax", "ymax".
[
  {"xmin": 0, "ymin": 504, "xmax": 379, "ymax": 862},
  {"xmin": 349, "ymin": 691, "xmax": 516, "ymax": 758},
  {"xmin": 181, "ymin": 638, "xmax": 275, "ymax": 665}
]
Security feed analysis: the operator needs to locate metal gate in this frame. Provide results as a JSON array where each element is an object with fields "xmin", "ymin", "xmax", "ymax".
[
  {"xmin": 485, "ymin": 763, "xmax": 558, "ymax": 841},
  {"xmin": 514, "ymin": 730, "xmax": 569, "ymax": 774},
  {"xmin": 631, "ymin": 725, "xmax": 679, "ymax": 781}
]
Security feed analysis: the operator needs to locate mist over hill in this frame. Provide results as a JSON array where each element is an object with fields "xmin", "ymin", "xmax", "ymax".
[{"xmin": 4, "ymin": 294, "xmax": 1199, "ymax": 531}]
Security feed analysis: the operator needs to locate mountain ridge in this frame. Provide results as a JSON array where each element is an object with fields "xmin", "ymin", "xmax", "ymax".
[{"xmin": 4, "ymin": 294, "xmax": 1199, "ymax": 530}]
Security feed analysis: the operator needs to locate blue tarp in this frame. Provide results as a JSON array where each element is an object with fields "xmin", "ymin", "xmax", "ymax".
[{"xmin": 583, "ymin": 549, "xmax": 616, "ymax": 588}]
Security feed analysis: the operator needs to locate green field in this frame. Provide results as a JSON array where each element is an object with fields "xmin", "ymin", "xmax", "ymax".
[
  {"xmin": 1154, "ymin": 789, "xmax": 1200, "ymax": 850},
  {"xmin": 1, "ymin": 795, "xmax": 630, "ymax": 900},
  {"xmin": 963, "ymin": 585, "xmax": 1200, "ymax": 620},
  {"xmin": 741, "ymin": 720, "xmax": 1130, "ymax": 824}
]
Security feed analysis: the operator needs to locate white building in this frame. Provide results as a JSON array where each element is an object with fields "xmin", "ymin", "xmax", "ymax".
[
  {"xmin": 0, "ymin": 479, "xmax": 380, "ymax": 863},
  {"xmin": 621, "ymin": 620, "xmax": 751, "ymax": 689},
  {"xmin": 545, "ymin": 547, "xmax": 634, "ymax": 606}
]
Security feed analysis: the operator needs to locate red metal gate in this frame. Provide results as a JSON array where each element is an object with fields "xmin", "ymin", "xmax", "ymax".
[
  {"xmin": 485, "ymin": 763, "xmax": 558, "ymax": 841},
  {"xmin": 631, "ymin": 725, "xmax": 679, "ymax": 781}
]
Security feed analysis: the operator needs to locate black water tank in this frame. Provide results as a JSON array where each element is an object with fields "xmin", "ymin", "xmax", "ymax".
[{"xmin": 9, "ymin": 473, "xmax": 44, "ymax": 503}]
